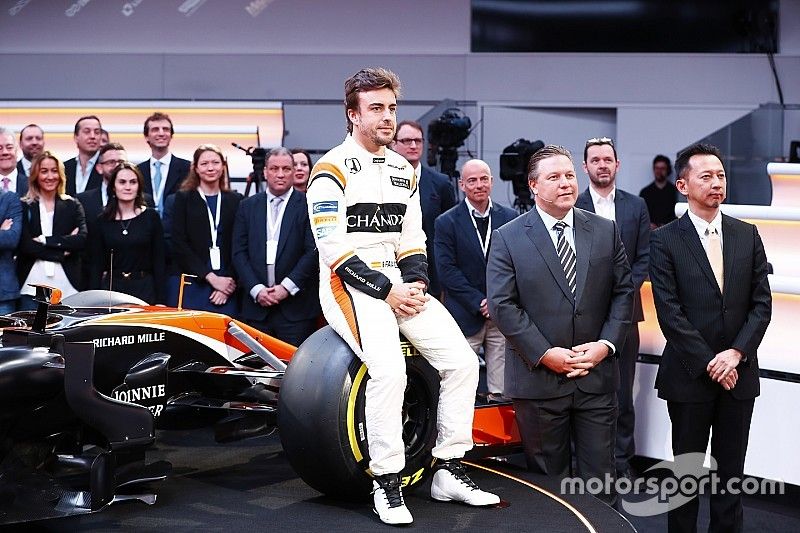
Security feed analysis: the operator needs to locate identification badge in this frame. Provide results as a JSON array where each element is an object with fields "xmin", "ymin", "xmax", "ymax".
[
  {"xmin": 209, "ymin": 246, "xmax": 221, "ymax": 271},
  {"xmin": 266, "ymin": 240, "xmax": 278, "ymax": 264}
]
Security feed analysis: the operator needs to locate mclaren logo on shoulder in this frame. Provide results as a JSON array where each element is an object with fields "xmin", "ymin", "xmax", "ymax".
[
  {"xmin": 346, "ymin": 203, "xmax": 407, "ymax": 233},
  {"xmin": 345, "ymin": 158, "xmax": 361, "ymax": 174}
]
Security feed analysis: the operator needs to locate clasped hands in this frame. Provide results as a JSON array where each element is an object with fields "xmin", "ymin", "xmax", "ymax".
[
  {"xmin": 386, "ymin": 281, "xmax": 428, "ymax": 318},
  {"xmin": 707, "ymin": 348, "xmax": 742, "ymax": 391},
  {"xmin": 256, "ymin": 284, "xmax": 289, "ymax": 307},
  {"xmin": 540, "ymin": 342, "xmax": 610, "ymax": 378}
]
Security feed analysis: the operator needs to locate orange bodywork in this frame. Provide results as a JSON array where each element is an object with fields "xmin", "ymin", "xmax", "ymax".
[{"xmin": 472, "ymin": 404, "xmax": 521, "ymax": 446}]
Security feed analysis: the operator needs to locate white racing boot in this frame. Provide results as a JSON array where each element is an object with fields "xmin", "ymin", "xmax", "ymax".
[
  {"xmin": 430, "ymin": 460, "xmax": 500, "ymax": 506},
  {"xmin": 372, "ymin": 473, "xmax": 413, "ymax": 526}
]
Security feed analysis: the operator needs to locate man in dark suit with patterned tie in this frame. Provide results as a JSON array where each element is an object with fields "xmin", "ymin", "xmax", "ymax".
[
  {"xmin": 136, "ymin": 112, "xmax": 191, "ymax": 215},
  {"xmin": 232, "ymin": 147, "xmax": 320, "ymax": 346},
  {"xmin": 649, "ymin": 143, "xmax": 771, "ymax": 533},
  {"xmin": 392, "ymin": 120, "xmax": 456, "ymax": 299},
  {"xmin": 488, "ymin": 145, "xmax": 633, "ymax": 506},
  {"xmin": 575, "ymin": 136, "xmax": 650, "ymax": 479}
]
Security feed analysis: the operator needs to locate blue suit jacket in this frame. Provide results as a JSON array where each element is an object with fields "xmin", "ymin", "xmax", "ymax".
[
  {"xmin": 419, "ymin": 166, "xmax": 456, "ymax": 297},
  {"xmin": 435, "ymin": 200, "xmax": 518, "ymax": 336},
  {"xmin": 232, "ymin": 190, "xmax": 320, "ymax": 323},
  {"xmin": 0, "ymin": 191, "xmax": 22, "ymax": 302},
  {"xmin": 576, "ymin": 187, "xmax": 650, "ymax": 321}
]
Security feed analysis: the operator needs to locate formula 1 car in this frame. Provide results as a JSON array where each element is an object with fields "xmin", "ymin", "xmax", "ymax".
[{"xmin": 0, "ymin": 285, "xmax": 520, "ymax": 524}]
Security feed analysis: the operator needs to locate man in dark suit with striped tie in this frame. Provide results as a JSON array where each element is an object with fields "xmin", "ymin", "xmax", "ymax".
[
  {"xmin": 649, "ymin": 143, "xmax": 771, "ymax": 533},
  {"xmin": 487, "ymin": 145, "xmax": 633, "ymax": 505}
]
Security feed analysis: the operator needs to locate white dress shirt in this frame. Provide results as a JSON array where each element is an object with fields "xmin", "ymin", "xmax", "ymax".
[{"xmin": 589, "ymin": 185, "xmax": 616, "ymax": 221}]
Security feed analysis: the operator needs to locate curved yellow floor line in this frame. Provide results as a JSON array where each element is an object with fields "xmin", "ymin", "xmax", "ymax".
[{"xmin": 463, "ymin": 460, "xmax": 598, "ymax": 533}]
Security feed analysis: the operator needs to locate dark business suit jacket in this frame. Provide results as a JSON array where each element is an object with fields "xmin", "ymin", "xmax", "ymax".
[
  {"xmin": 232, "ymin": 190, "xmax": 319, "ymax": 323},
  {"xmin": 17, "ymin": 196, "xmax": 88, "ymax": 291},
  {"xmin": 137, "ymin": 156, "xmax": 191, "ymax": 200},
  {"xmin": 434, "ymin": 200, "xmax": 517, "ymax": 336},
  {"xmin": 487, "ymin": 207, "xmax": 634, "ymax": 399},
  {"xmin": 649, "ymin": 213, "xmax": 771, "ymax": 402},
  {"xmin": 575, "ymin": 187, "xmax": 650, "ymax": 321},
  {"xmin": 0, "ymin": 191, "xmax": 22, "ymax": 302},
  {"xmin": 171, "ymin": 189, "xmax": 242, "ymax": 280},
  {"xmin": 64, "ymin": 157, "xmax": 103, "ymax": 197},
  {"xmin": 419, "ymin": 166, "xmax": 456, "ymax": 297},
  {"xmin": 15, "ymin": 161, "xmax": 29, "ymax": 196}
]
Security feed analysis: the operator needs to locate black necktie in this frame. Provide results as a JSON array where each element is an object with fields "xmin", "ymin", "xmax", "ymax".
[{"xmin": 554, "ymin": 221, "xmax": 576, "ymax": 295}]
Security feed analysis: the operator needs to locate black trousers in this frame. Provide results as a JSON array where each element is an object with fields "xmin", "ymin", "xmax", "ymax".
[
  {"xmin": 515, "ymin": 389, "xmax": 617, "ymax": 505},
  {"xmin": 666, "ymin": 395, "xmax": 755, "ymax": 533},
  {"xmin": 616, "ymin": 323, "xmax": 640, "ymax": 474}
]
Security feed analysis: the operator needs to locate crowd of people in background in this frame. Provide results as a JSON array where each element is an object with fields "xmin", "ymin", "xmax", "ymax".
[
  {"xmin": 0, "ymin": 85, "xmax": 770, "ymax": 530},
  {"xmin": 0, "ymin": 112, "xmax": 681, "ymax": 346},
  {"xmin": 0, "ymin": 112, "xmax": 677, "ymax": 356}
]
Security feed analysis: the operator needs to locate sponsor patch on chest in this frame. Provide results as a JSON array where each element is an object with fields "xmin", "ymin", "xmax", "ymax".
[{"xmin": 390, "ymin": 176, "xmax": 411, "ymax": 189}]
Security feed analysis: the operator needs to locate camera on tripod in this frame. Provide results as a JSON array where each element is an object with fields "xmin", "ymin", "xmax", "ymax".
[
  {"xmin": 427, "ymin": 108, "xmax": 472, "ymax": 178},
  {"xmin": 499, "ymin": 138, "xmax": 545, "ymax": 212}
]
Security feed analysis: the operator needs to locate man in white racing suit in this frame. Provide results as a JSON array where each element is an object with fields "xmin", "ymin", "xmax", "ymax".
[{"xmin": 307, "ymin": 67, "xmax": 499, "ymax": 526}]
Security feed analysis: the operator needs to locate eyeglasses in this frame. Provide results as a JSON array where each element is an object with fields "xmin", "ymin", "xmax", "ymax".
[
  {"xmin": 395, "ymin": 138, "xmax": 423, "ymax": 146},
  {"xmin": 585, "ymin": 137, "xmax": 614, "ymax": 147},
  {"xmin": 99, "ymin": 159, "xmax": 125, "ymax": 166}
]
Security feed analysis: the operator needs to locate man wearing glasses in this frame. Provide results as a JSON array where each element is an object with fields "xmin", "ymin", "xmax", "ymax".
[
  {"xmin": 576, "ymin": 137, "xmax": 650, "ymax": 480},
  {"xmin": 392, "ymin": 120, "xmax": 456, "ymax": 299}
]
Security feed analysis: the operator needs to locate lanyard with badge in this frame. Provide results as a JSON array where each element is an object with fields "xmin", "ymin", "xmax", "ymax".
[
  {"xmin": 198, "ymin": 190, "xmax": 222, "ymax": 270},
  {"xmin": 468, "ymin": 209, "xmax": 492, "ymax": 258},
  {"xmin": 266, "ymin": 194, "xmax": 289, "ymax": 267}
]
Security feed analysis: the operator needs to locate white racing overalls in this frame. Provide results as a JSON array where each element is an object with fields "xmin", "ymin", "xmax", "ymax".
[{"xmin": 307, "ymin": 135, "xmax": 478, "ymax": 475}]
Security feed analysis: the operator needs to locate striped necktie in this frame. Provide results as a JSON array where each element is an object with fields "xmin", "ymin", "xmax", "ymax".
[{"xmin": 554, "ymin": 221, "xmax": 576, "ymax": 295}]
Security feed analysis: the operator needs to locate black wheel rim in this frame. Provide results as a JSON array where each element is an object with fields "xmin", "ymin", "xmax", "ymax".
[{"xmin": 401, "ymin": 366, "xmax": 435, "ymax": 458}]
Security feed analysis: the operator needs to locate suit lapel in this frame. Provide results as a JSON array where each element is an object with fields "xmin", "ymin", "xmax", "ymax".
[
  {"xmin": 276, "ymin": 192, "xmax": 295, "ymax": 260},
  {"xmin": 575, "ymin": 189, "xmax": 596, "ymax": 213},
  {"xmin": 525, "ymin": 209, "xmax": 573, "ymax": 301},
  {"xmin": 253, "ymin": 193, "xmax": 269, "ymax": 268},
  {"xmin": 140, "ymin": 163, "xmax": 153, "ymax": 195},
  {"xmin": 721, "ymin": 214, "xmax": 738, "ymax": 299},
  {"xmin": 164, "ymin": 160, "xmax": 183, "ymax": 197},
  {"xmin": 419, "ymin": 167, "xmax": 433, "ymax": 213},
  {"xmin": 678, "ymin": 213, "xmax": 720, "ymax": 292},
  {"xmin": 458, "ymin": 202, "xmax": 486, "ymax": 261},
  {"xmin": 573, "ymin": 209, "xmax": 593, "ymax": 305}
]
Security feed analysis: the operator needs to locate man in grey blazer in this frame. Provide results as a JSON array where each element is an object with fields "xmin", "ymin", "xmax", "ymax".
[
  {"xmin": 487, "ymin": 145, "xmax": 633, "ymax": 505},
  {"xmin": 575, "ymin": 136, "xmax": 650, "ymax": 478}
]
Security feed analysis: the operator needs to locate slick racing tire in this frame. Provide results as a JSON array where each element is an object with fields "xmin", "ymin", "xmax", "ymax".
[{"xmin": 278, "ymin": 326, "xmax": 440, "ymax": 500}]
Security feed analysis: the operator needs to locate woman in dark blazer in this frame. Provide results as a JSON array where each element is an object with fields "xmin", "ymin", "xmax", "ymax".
[
  {"xmin": 17, "ymin": 151, "xmax": 87, "ymax": 310},
  {"xmin": 171, "ymin": 144, "xmax": 242, "ymax": 314}
]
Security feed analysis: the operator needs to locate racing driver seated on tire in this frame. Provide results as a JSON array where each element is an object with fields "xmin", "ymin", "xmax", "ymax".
[{"xmin": 306, "ymin": 67, "xmax": 499, "ymax": 526}]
